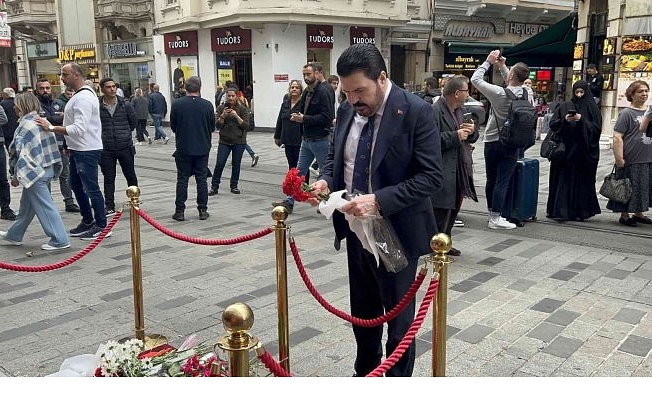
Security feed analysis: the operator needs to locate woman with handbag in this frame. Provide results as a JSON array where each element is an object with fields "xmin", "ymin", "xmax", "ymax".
[
  {"xmin": 546, "ymin": 80, "xmax": 602, "ymax": 221},
  {"xmin": 607, "ymin": 80, "xmax": 652, "ymax": 226}
]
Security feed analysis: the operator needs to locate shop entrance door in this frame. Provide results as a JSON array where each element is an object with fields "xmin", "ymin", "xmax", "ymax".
[{"xmin": 233, "ymin": 55, "xmax": 252, "ymax": 93}]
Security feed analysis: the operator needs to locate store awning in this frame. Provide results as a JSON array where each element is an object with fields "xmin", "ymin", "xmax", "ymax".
[{"xmin": 502, "ymin": 14, "xmax": 577, "ymax": 67}]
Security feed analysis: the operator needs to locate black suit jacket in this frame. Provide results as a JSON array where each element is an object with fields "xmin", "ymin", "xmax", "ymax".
[
  {"xmin": 300, "ymin": 81, "xmax": 334, "ymax": 139},
  {"xmin": 322, "ymin": 82, "xmax": 443, "ymax": 259}
]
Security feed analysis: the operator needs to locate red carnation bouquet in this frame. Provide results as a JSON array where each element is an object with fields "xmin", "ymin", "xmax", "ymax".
[{"xmin": 282, "ymin": 167, "xmax": 329, "ymax": 202}]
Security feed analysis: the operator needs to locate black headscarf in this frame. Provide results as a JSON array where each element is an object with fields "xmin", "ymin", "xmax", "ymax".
[{"xmin": 572, "ymin": 80, "xmax": 602, "ymax": 161}]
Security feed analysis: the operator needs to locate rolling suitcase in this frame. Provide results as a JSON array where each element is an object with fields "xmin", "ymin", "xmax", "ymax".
[{"xmin": 501, "ymin": 158, "xmax": 539, "ymax": 227}]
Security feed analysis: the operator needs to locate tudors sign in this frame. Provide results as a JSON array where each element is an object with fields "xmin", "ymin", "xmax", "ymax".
[
  {"xmin": 350, "ymin": 26, "xmax": 375, "ymax": 46},
  {"xmin": 307, "ymin": 24, "xmax": 334, "ymax": 49},
  {"xmin": 443, "ymin": 21, "xmax": 495, "ymax": 39},
  {"xmin": 211, "ymin": 26, "xmax": 252, "ymax": 52},
  {"xmin": 163, "ymin": 31, "xmax": 198, "ymax": 56}
]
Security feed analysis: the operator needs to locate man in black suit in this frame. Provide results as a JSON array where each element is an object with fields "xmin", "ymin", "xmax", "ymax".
[
  {"xmin": 308, "ymin": 44, "xmax": 443, "ymax": 377},
  {"xmin": 431, "ymin": 75, "xmax": 479, "ymax": 257}
]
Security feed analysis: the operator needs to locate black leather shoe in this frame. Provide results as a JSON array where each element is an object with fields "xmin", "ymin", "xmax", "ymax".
[
  {"xmin": 65, "ymin": 204, "xmax": 80, "ymax": 213},
  {"xmin": 230, "ymin": 187, "xmax": 241, "ymax": 194},
  {"xmin": 198, "ymin": 210, "xmax": 209, "ymax": 220},
  {"xmin": 208, "ymin": 188, "xmax": 218, "ymax": 196},
  {"xmin": 632, "ymin": 215, "xmax": 652, "ymax": 224},
  {"xmin": 619, "ymin": 216, "xmax": 637, "ymax": 227},
  {"xmin": 172, "ymin": 211, "xmax": 185, "ymax": 221},
  {"xmin": 1, "ymin": 209, "xmax": 16, "ymax": 221},
  {"xmin": 447, "ymin": 247, "xmax": 462, "ymax": 257}
]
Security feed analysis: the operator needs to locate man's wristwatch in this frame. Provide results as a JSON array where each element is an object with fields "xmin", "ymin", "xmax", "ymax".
[{"xmin": 47, "ymin": 125, "xmax": 55, "ymax": 132}]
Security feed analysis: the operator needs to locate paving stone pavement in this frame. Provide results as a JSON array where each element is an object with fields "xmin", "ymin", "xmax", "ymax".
[{"xmin": 0, "ymin": 128, "xmax": 651, "ymax": 377}]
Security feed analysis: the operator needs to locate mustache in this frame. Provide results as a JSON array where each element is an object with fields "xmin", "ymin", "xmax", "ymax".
[{"xmin": 352, "ymin": 102, "xmax": 367, "ymax": 108}]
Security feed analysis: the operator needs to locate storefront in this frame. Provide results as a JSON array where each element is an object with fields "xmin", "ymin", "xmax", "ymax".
[
  {"xmin": 58, "ymin": 43, "xmax": 99, "ymax": 88},
  {"xmin": 616, "ymin": 33, "xmax": 652, "ymax": 108},
  {"xmin": 306, "ymin": 24, "xmax": 333, "ymax": 76},
  {"xmin": 104, "ymin": 38, "xmax": 154, "ymax": 98},
  {"xmin": 163, "ymin": 30, "xmax": 198, "ymax": 98},
  {"xmin": 26, "ymin": 41, "xmax": 61, "ymax": 95},
  {"xmin": 211, "ymin": 26, "xmax": 252, "ymax": 93}
]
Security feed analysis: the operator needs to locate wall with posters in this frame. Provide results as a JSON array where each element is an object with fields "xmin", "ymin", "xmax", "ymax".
[{"xmin": 617, "ymin": 35, "xmax": 652, "ymax": 108}]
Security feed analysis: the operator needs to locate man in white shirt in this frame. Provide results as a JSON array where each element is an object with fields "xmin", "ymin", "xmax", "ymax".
[{"xmin": 36, "ymin": 63, "xmax": 109, "ymax": 240}]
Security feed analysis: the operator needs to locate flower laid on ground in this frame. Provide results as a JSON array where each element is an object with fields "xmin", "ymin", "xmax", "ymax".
[
  {"xmin": 282, "ymin": 167, "xmax": 329, "ymax": 202},
  {"xmin": 95, "ymin": 338, "xmax": 153, "ymax": 377}
]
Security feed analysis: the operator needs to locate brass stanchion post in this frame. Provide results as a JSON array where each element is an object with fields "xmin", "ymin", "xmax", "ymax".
[
  {"xmin": 271, "ymin": 206, "xmax": 290, "ymax": 373},
  {"xmin": 217, "ymin": 303, "xmax": 259, "ymax": 377},
  {"xmin": 430, "ymin": 233, "xmax": 451, "ymax": 377},
  {"xmin": 126, "ymin": 186, "xmax": 166, "ymax": 349}
]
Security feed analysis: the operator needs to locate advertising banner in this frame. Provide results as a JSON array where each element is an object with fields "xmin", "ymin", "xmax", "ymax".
[{"xmin": 0, "ymin": 11, "xmax": 11, "ymax": 48}]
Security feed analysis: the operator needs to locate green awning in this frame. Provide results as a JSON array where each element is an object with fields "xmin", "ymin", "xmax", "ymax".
[{"xmin": 502, "ymin": 14, "xmax": 577, "ymax": 67}]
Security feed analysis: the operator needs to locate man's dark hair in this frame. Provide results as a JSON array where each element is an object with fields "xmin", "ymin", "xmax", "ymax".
[
  {"xmin": 99, "ymin": 77, "xmax": 115, "ymax": 89},
  {"xmin": 327, "ymin": 75, "xmax": 339, "ymax": 84},
  {"xmin": 442, "ymin": 75, "xmax": 469, "ymax": 97},
  {"xmin": 185, "ymin": 76, "xmax": 201, "ymax": 93},
  {"xmin": 337, "ymin": 44, "xmax": 386, "ymax": 80},
  {"xmin": 424, "ymin": 77, "xmax": 437, "ymax": 89},
  {"xmin": 310, "ymin": 61, "xmax": 325, "ymax": 74},
  {"xmin": 36, "ymin": 78, "xmax": 49, "ymax": 85},
  {"xmin": 510, "ymin": 62, "xmax": 530, "ymax": 84},
  {"xmin": 587, "ymin": 63, "xmax": 597, "ymax": 69}
]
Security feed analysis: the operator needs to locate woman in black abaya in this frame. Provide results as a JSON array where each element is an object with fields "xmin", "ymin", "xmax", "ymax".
[{"xmin": 546, "ymin": 80, "xmax": 602, "ymax": 221}]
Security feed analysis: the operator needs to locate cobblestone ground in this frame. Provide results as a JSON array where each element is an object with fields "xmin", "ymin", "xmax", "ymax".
[{"xmin": 0, "ymin": 128, "xmax": 651, "ymax": 378}]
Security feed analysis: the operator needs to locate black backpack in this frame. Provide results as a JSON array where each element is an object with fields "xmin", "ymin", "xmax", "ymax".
[{"xmin": 495, "ymin": 89, "xmax": 537, "ymax": 149}]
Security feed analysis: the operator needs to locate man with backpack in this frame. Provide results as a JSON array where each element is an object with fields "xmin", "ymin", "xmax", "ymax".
[{"xmin": 471, "ymin": 50, "xmax": 534, "ymax": 230}]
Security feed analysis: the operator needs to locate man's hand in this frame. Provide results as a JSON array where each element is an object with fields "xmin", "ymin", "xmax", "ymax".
[
  {"xmin": 457, "ymin": 128, "xmax": 471, "ymax": 141},
  {"xmin": 340, "ymin": 193, "xmax": 378, "ymax": 218},
  {"xmin": 274, "ymin": 138, "xmax": 282, "ymax": 147},
  {"xmin": 486, "ymin": 50, "xmax": 501, "ymax": 65},
  {"xmin": 290, "ymin": 112, "xmax": 304, "ymax": 123},
  {"xmin": 34, "ymin": 117, "xmax": 50, "ymax": 129},
  {"xmin": 306, "ymin": 180, "xmax": 330, "ymax": 207},
  {"xmin": 497, "ymin": 56, "xmax": 507, "ymax": 69}
]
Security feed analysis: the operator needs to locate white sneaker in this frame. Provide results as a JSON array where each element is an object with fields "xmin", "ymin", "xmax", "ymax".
[
  {"xmin": 41, "ymin": 243, "xmax": 71, "ymax": 251},
  {"xmin": 488, "ymin": 217, "xmax": 516, "ymax": 230},
  {"xmin": 0, "ymin": 231, "xmax": 22, "ymax": 245},
  {"xmin": 454, "ymin": 220, "xmax": 464, "ymax": 227}
]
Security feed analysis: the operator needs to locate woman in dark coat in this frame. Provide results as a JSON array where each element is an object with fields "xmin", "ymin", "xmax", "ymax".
[
  {"xmin": 546, "ymin": 80, "xmax": 602, "ymax": 221},
  {"xmin": 273, "ymin": 80, "xmax": 303, "ymax": 169}
]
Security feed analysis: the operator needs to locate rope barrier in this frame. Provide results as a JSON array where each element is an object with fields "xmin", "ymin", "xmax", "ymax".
[
  {"xmin": 256, "ymin": 348, "xmax": 292, "ymax": 377},
  {"xmin": 0, "ymin": 211, "xmax": 123, "ymax": 273},
  {"xmin": 136, "ymin": 208, "xmax": 273, "ymax": 245},
  {"xmin": 289, "ymin": 236, "xmax": 427, "ymax": 327},
  {"xmin": 366, "ymin": 278, "xmax": 439, "ymax": 377}
]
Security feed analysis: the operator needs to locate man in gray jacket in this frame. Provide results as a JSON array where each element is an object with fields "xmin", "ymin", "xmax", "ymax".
[{"xmin": 471, "ymin": 50, "xmax": 529, "ymax": 230}]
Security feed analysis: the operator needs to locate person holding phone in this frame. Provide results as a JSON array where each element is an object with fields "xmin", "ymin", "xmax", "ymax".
[
  {"xmin": 430, "ymin": 75, "xmax": 478, "ymax": 256},
  {"xmin": 546, "ymin": 80, "xmax": 602, "ymax": 221}
]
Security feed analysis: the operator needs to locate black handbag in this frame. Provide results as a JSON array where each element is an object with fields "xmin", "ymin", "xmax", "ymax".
[
  {"xmin": 599, "ymin": 166, "xmax": 632, "ymax": 203},
  {"xmin": 540, "ymin": 131, "xmax": 565, "ymax": 161}
]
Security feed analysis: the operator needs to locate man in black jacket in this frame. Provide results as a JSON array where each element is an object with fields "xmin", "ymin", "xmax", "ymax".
[
  {"xmin": 98, "ymin": 77, "xmax": 138, "ymax": 216},
  {"xmin": 272, "ymin": 62, "xmax": 334, "ymax": 213},
  {"xmin": 0, "ymin": 95, "xmax": 13, "ymax": 221},
  {"xmin": 148, "ymin": 84, "xmax": 169, "ymax": 143},
  {"xmin": 36, "ymin": 79, "xmax": 80, "ymax": 213},
  {"xmin": 170, "ymin": 76, "xmax": 215, "ymax": 221}
]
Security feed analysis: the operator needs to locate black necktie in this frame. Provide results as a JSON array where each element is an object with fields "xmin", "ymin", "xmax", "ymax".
[{"xmin": 352, "ymin": 115, "xmax": 375, "ymax": 194}]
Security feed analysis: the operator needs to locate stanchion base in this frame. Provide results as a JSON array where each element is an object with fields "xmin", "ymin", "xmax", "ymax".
[{"xmin": 119, "ymin": 334, "xmax": 168, "ymax": 350}]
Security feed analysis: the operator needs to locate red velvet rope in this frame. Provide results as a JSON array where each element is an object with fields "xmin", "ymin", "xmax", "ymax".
[
  {"xmin": 0, "ymin": 211, "xmax": 123, "ymax": 273},
  {"xmin": 289, "ymin": 237, "xmax": 426, "ymax": 327},
  {"xmin": 366, "ymin": 278, "xmax": 439, "ymax": 377},
  {"xmin": 256, "ymin": 350, "xmax": 292, "ymax": 377},
  {"xmin": 136, "ymin": 208, "xmax": 273, "ymax": 245}
]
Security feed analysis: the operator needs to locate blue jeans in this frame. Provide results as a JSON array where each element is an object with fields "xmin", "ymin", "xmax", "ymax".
[
  {"xmin": 245, "ymin": 144, "xmax": 255, "ymax": 158},
  {"xmin": 5, "ymin": 166, "xmax": 69, "ymax": 247},
  {"xmin": 69, "ymin": 150, "xmax": 107, "ymax": 228},
  {"xmin": 211, "ymin": 143, "xmax": 246, "ymax": 190},
  {"xmin": 286, "ymin": 137, "xmax": 330, "ymax": 206},
  {"xmin": 484, "ymin": 141, "xmax": 518, "ymax": 214},
  {"xmin": 151, "ymin": 114, "xmax": 167, "ymax": 140}
]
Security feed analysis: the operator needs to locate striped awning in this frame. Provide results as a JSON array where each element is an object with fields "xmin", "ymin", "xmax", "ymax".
[{"xmin": 58, "ymin": 43, "xmax": 97, "ymax": 64}]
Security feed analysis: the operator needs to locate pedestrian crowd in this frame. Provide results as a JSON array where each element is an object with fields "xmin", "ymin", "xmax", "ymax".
[{"xmin": 1, "ymin": 45, "xmax": 652, "ymax": 378}]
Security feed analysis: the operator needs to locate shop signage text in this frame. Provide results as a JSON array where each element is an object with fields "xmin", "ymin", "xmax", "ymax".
[
  {"xmin": 307, "ymin": 24, "xmax": 334, "ymax": 49},
  {"xmin": 444, "ymin": 21, "xmax": 494, "ymax": 39},
  {"xmin": 0, "ymin": 12, "xmax": 11, "ymax": 48},
  {"xmin": 444, "ymin": 54, "xmax": 483, "ymax": 71},
  {"xmin": 107, "ymin": 42, "xmax": 146, "ymax": 58},
  {"xmin": 163, "ymin": 31, "xmax": 198, "ymax": 55},
  {"xmin": 59, "ymin": 47, "xmax": 96, "ymax": 62},
  {"xmin": 274, "ymin": 74, "xmax": 289, "ymax": 82},
  {"xmin": 350, "ymin": 26, "xmax": 375, "ymax": 46},
  {"xmin": 211, "ymin": 26, "xmax": 252, "ymax": 52},
  {"xmin": 508, "ymin": 23, "xmax": 548, "ymax": 37}
]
